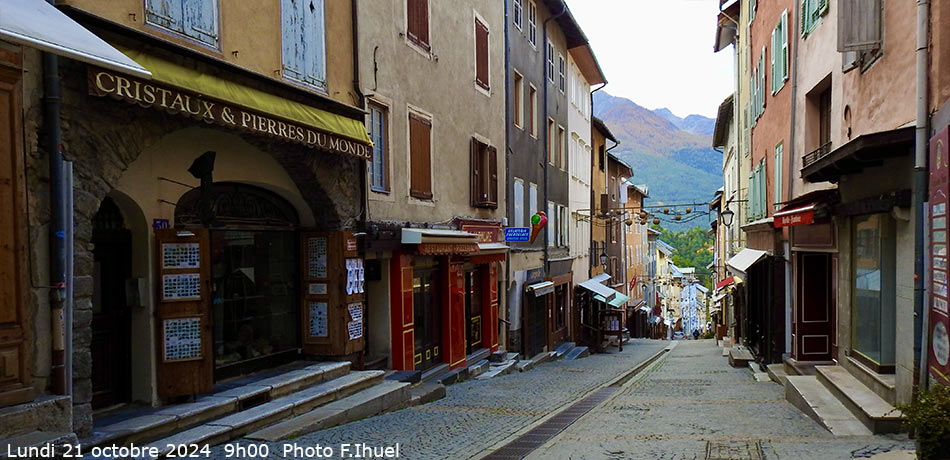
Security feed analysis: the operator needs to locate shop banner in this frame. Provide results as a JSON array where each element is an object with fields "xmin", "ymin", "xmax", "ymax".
[{"xmin": 929, "ymin": 125, "xmax": 950, "ymax": 386}]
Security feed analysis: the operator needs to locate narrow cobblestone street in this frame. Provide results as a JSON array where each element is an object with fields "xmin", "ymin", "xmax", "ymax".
[
  {"xmin": 523, "ymin": 340, "xmax": 915, "ymax": 460},
  {"xmin": 213, "ymin": 339, "xmax": 668, "ymax": 459}
]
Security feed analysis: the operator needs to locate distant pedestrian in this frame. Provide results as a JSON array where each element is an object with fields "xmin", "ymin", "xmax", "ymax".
[{"xmin": 692, "ymin": 329, "xmax": 700, "ymax": 340}]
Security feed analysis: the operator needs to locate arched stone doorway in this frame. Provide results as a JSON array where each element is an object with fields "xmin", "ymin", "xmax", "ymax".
[{"xmin": 175, "ymin": 182, "xmax": 302, "ymax": 380}]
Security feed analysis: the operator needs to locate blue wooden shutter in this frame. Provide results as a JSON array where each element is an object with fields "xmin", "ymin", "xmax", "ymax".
[
  {"xmin": 146, "ymin": 0, "xmax": 184, "ymax": 33},
  {"xmin": 305, "ymin": 0, "xmax": 327, "ymax": 89},
  {"xmin": 182, "ymin": 0, "xmax": 218, "ymax": 46},
  {"xmin": 369, "ymin": 106, "xmax": 386, "ymax": 190},
  {"xmin": 281, "ymin": 0, "xmax": 307, "ymax": 82}
]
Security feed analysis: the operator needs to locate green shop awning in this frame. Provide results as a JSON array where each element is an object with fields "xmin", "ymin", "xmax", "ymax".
[
  {"xmin": 104, "ymin": 47, "xmax": 371, "ymax": 159},
  {"xmin": 594, "ymin": 291, "xmax": 631, "ymax": 308}
]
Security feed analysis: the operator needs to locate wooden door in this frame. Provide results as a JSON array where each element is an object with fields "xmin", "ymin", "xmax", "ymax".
[
  {"xmin": 413, "ymin": 268, "xmax": 441, "ymax": 370},
  {"xmin": 155, "ymin": 228, "xmax": 213, "ymax": 399},
  {"xmin": 0, "ymin": 56, "xmax": 32, "ymax": 408},
  {"xmin": 796, "ymin": 253, "xmax": 834, "ymax": 361},
  {"xmin": 91, "ymin": 199, "xmax": 132, "ymax": 409},
  {"xmin": 465, "ymin": 270, "xmax": 482, "ymax": 354}
]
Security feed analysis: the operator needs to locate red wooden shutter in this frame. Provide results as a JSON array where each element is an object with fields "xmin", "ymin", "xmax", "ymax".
[
  {"xmin": 488, "ymin": 145, "xmax": 498, "ymax": 207},
  {"xmin": 409, "ymin": 114, "xmax": 432, "ymax": 199},
  {"xmin": 154, "ymin": 228, "xmax": 213, "ymax": 398},
  {"xmin": 475, "ymin": 19, "xmax": 489, "ymax": 90},
  {"xmin": 407, "ymin": 0, "xmax": 430, "ymax": 50}
]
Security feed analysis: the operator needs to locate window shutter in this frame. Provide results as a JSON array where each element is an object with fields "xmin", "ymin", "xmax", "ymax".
[
  {"xmin": 801, "ymin": 0, "xmax": 809, "ymax": 36},
  {"xmin": 305, "ymin": 0, "xmax": 327, "ymax": 88},
  {"xmin": 838, "ymin": 0, "xmax": 882, "ymax": 51},
  {"xmin": 471, "ymin": 138, "xmax": 482, "ymax": 206},
  {"xmin": 409, "ymin": 114, "xmax": 432, "ymax": 199},
  {"xmin": 781, "ymin": 11, "xmax": 789, "ymax": 83},
  {"xmin": 407, "ymin": 0, "xmax": 430, "ymax": 50},
  {"xmin": 281, "ymin": 0, "xmax": 305, "ymax": 81},
  {"xmin": 774, "ymin": 145, "xmax": 783, "ymax": 207},
  {"xmin": 488, "ymin": 145, "xmax": 498, "ymax": 207},
  {"xmin": 818, "ymin": 0, "xmax": 828, "ymax": 15},
  {"xmin": 182, "ymin": 0, "xmax": 218, "ymax": 46},
  {"xmin": 146, "ymin": 0, "xmax": 183, "ymax": 31},
  {"xmin": 475, "ymin": 19, "xmax": 490, "ymax": 90}
]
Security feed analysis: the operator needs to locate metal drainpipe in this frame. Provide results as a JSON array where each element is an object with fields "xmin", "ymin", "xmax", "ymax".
[
  {"xmin": 542, "ymin": 3, "xmax": 567, "ymax": 275},
  {"xmin": 503, "ymin": 0, "xmax": 512, "ymax": 348},
  {"xmin": 43, "ymin": 0, "xmax": 67, "ymax": 396},
  {"xmin": 914, "ymin": 0, "xmax": 930, "ymax": 392}
]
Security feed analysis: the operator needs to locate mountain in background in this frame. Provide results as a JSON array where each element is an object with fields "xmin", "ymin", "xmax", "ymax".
[{"xmin": 593, "ymin": 91, "xmax": 721, "ymax": 231}]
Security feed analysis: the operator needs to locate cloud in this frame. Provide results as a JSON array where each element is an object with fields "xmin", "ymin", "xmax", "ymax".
[{"xmin": 565, "ymin": 0, "xmax": 735, "ymax": 118}]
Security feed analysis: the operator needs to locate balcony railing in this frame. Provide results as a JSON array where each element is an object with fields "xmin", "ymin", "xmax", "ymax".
[{"xmin": 802, "ymin": 142, "xmax": 833, "ymax": 168}]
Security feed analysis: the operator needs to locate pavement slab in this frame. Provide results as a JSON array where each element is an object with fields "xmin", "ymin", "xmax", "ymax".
[{"xmin": 525, "ymin": 340, "xmax": 914, "ymax": 460}]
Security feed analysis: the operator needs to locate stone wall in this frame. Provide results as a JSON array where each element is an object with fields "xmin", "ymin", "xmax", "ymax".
[{"xmin": 22, "ymin": 53, "xmax": 364, "ymax": 436}]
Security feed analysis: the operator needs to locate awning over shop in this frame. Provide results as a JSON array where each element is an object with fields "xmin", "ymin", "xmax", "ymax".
[
  {"xmin": 594, "ymin": 291, "xmax": 630, "ymax": 308},
  {"xmin": 726, "ymin": 249, "xmax": 767, "ymax": 277},
  {"xmin": 403, "ymin": 229, "xmax": 479, "ymax": 255},
  {"xmin": 470, "ymin": 242, "xmax": 509, "ymax": 263},
  {"xmin": 527, "ymin": 281, "xmax": 554, "ymax": 296},
  {"xmin": 577, "ymin": 274, "xmax": 616, "ymax": 301},
  {"xmin": 0, "ymin": 0, "xmax": 150, "ymax": 78},
  {"xmin": 715, "ymin": 276, "xmax": 735, "ymax": 291},
  {"xmin": 115, "ymin": 47, "xmax": 372, "ymax": 146}
]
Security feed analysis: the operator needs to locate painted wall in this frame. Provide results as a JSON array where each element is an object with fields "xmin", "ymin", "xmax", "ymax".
[
  {"xmin": 62, "ymin": 0, "xmax": 360, "ymax": 108},
  {"xmin": 360, "ymin": 0, "xmax": 505, "ymax": 226},
  {"xmin": 590, "ymin": 124, "xmax": 609, "ymax": 278},
  {"xmin": 567, "ymin": 53, "xmax": 592, "ymax": 286}
]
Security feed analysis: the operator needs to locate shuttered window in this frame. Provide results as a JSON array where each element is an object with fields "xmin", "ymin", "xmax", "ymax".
[
  {"xmin": 281, "ymin": 0, "xmax": 327, "ymax": 90},
  {"xmin": 146, "ymin": 0, "xmax": 219, "ymax": 47},
  {"xmin": 801, "ymin": 0, "xmax": 828, "ymax": 36},
  {"xmin": 409, "ymin": 113, "xmax": 432, "ymax": 200},
  {"xmin": 748, "ymin": 0, "xmax": 756, "ymax": 24},
  {"xmin": 774, "ymin": 143, "xmax": 783, "ymax": 209},
  {"xmin": 838, "ymin": 0, "xmax": 882, "ymax": 52},
  {"xmin": 771, "ymin": 11, "xmax": 788, "ymax": 94},
  {"xmin": 407, "ymin": 0, "xmax": 430, "ymax": 51},
  {"xmin": 471, "ymin": 138, "xmax": 498, "ymax": 208},
  {"xmin": 475, "ymin": 18, "xmax": 490, "ymax": 90},
  {"xmin": 368, "ymin": 103, "xmax": 389, "ymax": 192}
]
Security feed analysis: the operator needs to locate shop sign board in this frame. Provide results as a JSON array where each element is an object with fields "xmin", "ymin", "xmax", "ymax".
[
  {"xmin": 929, "ymin": 125, "xmax": 950, "ymax": 385},
  {"xmin": 459, "ymin": 221, "xmax": 501, "ymax": 243},
  {"xmin": 775, "ymin": 209, "xmax": 815, "ymax": 227},
  {"xmin": 504, "ymin": 227, "xmax": 530, "ymax": 242},
  {"xmin": 87, "ymin": 68, "xmax": 371, "ymax": 160}
]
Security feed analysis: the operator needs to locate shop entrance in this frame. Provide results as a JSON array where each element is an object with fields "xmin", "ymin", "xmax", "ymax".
[
  {"xmin": 549, "ymin": 284, "xmax": 569, "ymax": 348},
  {"xmin": 796, "ymin": 252, "xmax": 835, "ymax": 361},
  {"xmin": 91, "ymin": 197, "xmax": 132, "ymax": 410},
  {"xmin": 465, "ymin": 269, "xmax": 483, "ymax": 354},
  {"xmin": 175, "ymin": 183, "xmax": 302, "ymax": 381},
  {"xmin": 413, "ymin": 261, "xmax": 442, "ymax": 371},
  {"xmin": 523, "ymin": 293, "xmax": 547, "ymax": 357}
]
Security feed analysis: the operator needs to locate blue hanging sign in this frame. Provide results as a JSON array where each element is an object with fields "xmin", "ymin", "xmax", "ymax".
[{"xmin": 504, "ymin": 227, "xmax": 530, "ymax": 242}]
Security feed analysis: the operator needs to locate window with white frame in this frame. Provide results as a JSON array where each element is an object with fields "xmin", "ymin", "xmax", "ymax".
[
  {"xmin": 547, "ymin": 201, "xmax": 555, "ymax": 246},
  {"xmin": 527, "ymin": 1, "xmax": 537, "ymax": 47},
  {"xmin": 771, "ymin": 11, "xmax": 788, "ymax": 94},
  {"xmin": 513, "ymin": 178, "xmax": 525, "ymax": 227},
  {"xmin": 547, "ymin": 40, "xmax": 555, "ymax": 82},
  {"xmin": 146, "ymin": 0, "xmax": 219, "ymax": 47},
  {"xmin": 528, "ymin": 84, "xmax": 538, "ymax": 137},
  {"xmin": 513, "ymin": 0, "xmax": 523, "ymax": 31},
  {"xmin": 280, "ymin": 0, "xmax": 327, "ymax": 90},
  {"xmin": 513, "ymin": 71, "xmax": 524, "ymax": 128},
  {"xmin": 558, "ymin": 54, "xmax": 566, "ymax": 93},
  {"xmin": 367, "ymin": 102, "xmax": 388, "ymax": 193},
  {"xmin": 529, "ymin": 182, "xmax": 538, "ymax": 220},
  {"xmin": 774, "ymin": 142, "xmax": 783, "ymax": 208}
]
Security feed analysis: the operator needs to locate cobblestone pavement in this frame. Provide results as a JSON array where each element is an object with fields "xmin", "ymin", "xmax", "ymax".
[
  {"xmin": 524, "ymin": 339, "xmax": 915, "ymax": 460},
  {"xmin": 213, "ymin": 339, "xmax": 669, "ymax": 460}
]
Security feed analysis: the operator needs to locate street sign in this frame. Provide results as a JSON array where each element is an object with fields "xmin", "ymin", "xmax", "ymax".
[{"xmin": 504, "ymin": 227, "xmax": 530, "ymax": 242}]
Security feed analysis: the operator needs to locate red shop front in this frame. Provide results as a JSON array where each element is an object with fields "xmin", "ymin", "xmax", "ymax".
[{"xmin": 389, "ymin": 226, "xmax": 504, "ymax": 372}]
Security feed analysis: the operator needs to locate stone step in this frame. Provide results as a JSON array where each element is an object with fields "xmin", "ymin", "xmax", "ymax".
[
  {"xmin": 135, "ymin": 371, "xmax": 385, "ymax": 458},
  {"xmin": 766, "ymin": 363, "xmax": 789, "ymax": 387},
  {"xmin": 515, "ymin": 360, "xmax": 535, "ymax": 372},
  {"xmin": 476, "ymin": 360, "xmax": 517, "ymax": 380},
  {"xmin": 552, "ymin": 342, "xmax": 576, "ymax": 358},
  {"xmin": 728, "ymin": 347, "xmax": 754, "ymax": 368},
  {"xmin": 246, "ymin": 381, "xmax": 410, "ymax": 442},
  {"xmin": 81, "ymin": 361, "xmax": 350, "ymax": 451},
  {"xmin": 814, "ymin": 365, "xmax": 903, "ymax": 434},
  {"xmin": 407, "ymin": 383, "xmax": 445, "ymax": 407},
  {"xmin": 564, "ymin": 346, "xmax": 589, "ymax": 360},
  {"xmin": 2, "ymin": 430, "xmax": 78, "ymax": 458},
  {"xmin": 465, "ymin": 359, "xmax": 490, "ymax": 379},
  {"xmin": 420, "ymin": 363, "xmax": 451, "ymax": 384},
  {"xmin": 785, "ymin": 375, "xmax": 872, "ymax": 436},
  {"xmin": 0, "ymin": 395, "xmax": 72, "ymax": 440},
  {"xmin": 504, "ymin": 352, "xmax": 521, "ymax": 363}
]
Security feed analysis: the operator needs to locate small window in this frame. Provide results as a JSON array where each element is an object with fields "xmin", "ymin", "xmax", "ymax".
[
  {"xmin": 547, "ymin": 201, "xmax": 555, "ymax": 247},
  {"xmin": 146, "ymin": 0, "xmax": 219, "ymax": 47},
  {"xmin": 513, "ymin": 71, "xmax": 524, "ymax": 128},
  {"xmin": 368, "ymin": 102, "xmax": 389, "ymax": 193},
  {"xmin": 527, "ymin": 1, "xmax": 537, "ymax": 47},
  {"xmin": 513, "ymin": 178, "xmax": 525, "ymax": 227},
  {"xmin": 558, "ymin": 55, "xmax": 566, "ymax": 93},
  {"xmin": 528, "ymin": 85, "xmax": 538, "ymax": 137},
  {"xmin": 407, "ymin": 0, "xmax": 430, "ymax": 51},
  {"xmin": 474, "ymin": 17, "xmax": 490, "ymax": 91},
  {"xmin": 471, "ymin": 138, "xmax": 498, "ymax": 208},
  {"xmin": 558, "ymin": 125, "xmax": 566, "ymax": 169},
  {"xmin": 409, "ymin": 112, "xmax": 432, "ymax": 200},
  {"xmin": 528, "ymin": 182, "xmax": 538, "ymax": 218},
  {"xmin": 513, "ymin": 0, "xmax": 523, "ymax": 30},
  {"xmin": 771, "ymin": 11, "xmax": 789, "ymax": 95},
  {"xmin": 547, "ymin": 118, "xmax": 556, "ymax": 164},
  {"xmin": 547, "ymin": 41, "xmax": 555, "ymax": 82}
]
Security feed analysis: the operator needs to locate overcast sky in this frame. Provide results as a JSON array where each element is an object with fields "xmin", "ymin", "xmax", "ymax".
[{"xmin": 565, "ymin": 0, "xmax": 734, "ymax": 119}]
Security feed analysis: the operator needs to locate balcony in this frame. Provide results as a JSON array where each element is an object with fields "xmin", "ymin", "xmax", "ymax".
[{"xmin": 802, "ymin": 142, "xmax": 833, "ymax": 168}]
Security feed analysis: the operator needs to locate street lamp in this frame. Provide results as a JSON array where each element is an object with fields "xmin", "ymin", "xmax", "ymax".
[
  {"xmin": 720, "ymin": 208, "xmax": 735, "ymax": 227},
  {"xmin": 600, "ymin": 251, "xmax": 608, "ymax": 267}
]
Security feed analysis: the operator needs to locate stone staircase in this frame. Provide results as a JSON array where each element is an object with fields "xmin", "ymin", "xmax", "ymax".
[
  {"xmin": 79, "ymin": 361, "xmax": 410, "ymax": 458},
  {"xmin": 784, "ymin": 365, "xmax": 903, "ymax": 435},
  {"xmin": 0, "ymin": 395, "xmax": 76, "ymax": 457}
]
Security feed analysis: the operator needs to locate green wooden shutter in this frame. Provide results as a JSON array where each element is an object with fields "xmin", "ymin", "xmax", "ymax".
[{"xmin": 770, "ymin": 29, "xmax": 777, "ymax": 94}]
